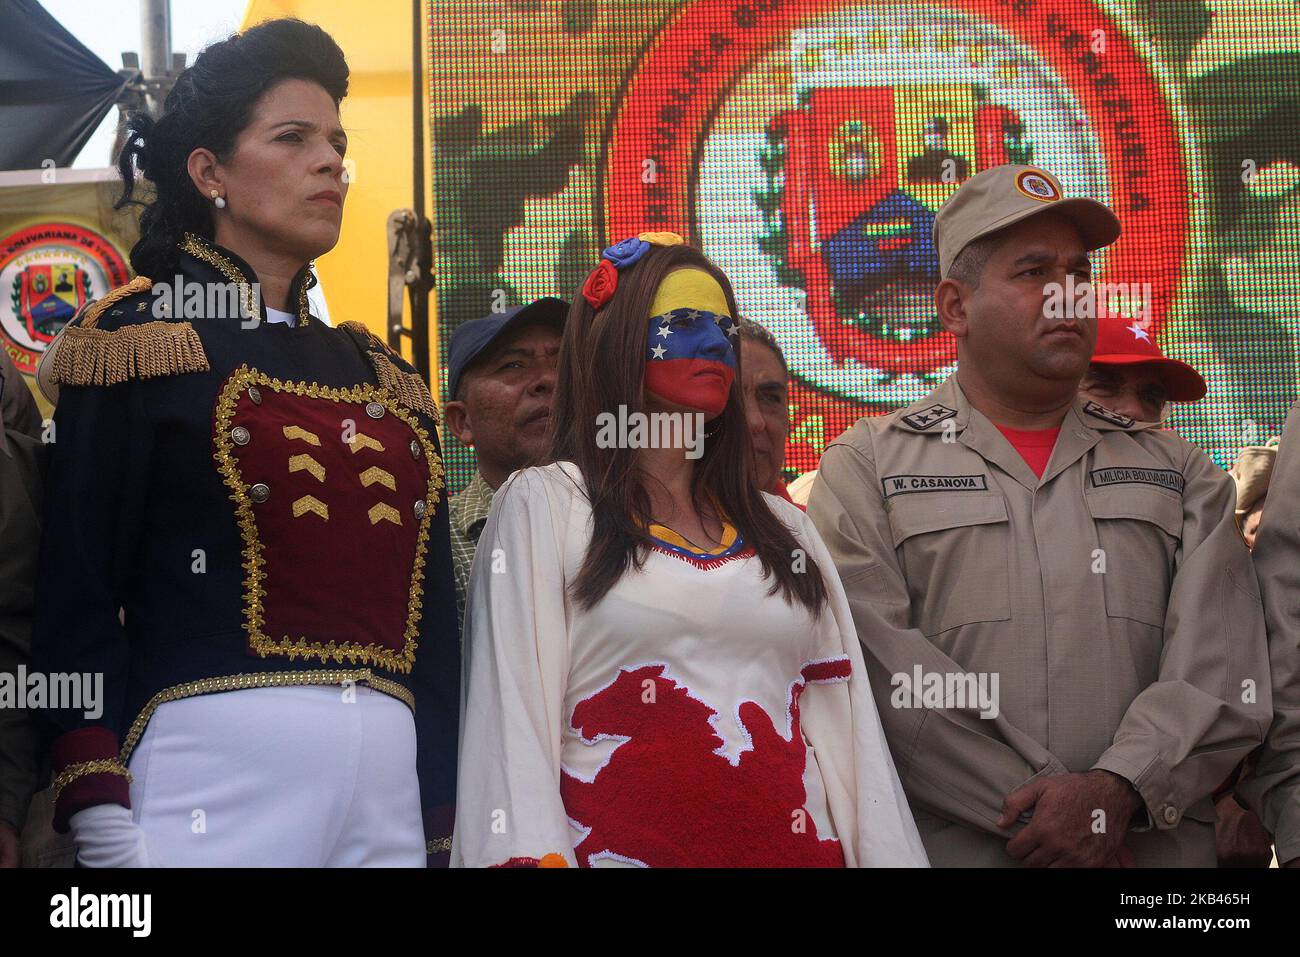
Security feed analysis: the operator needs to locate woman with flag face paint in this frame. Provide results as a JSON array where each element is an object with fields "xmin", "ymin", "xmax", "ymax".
[
  {"xmin": 642, "ymin": 267, "xmax": 738, "ymax": 417},
  {"xmin": 452, "ymin": 234, "xmax": 927, "ymax": 868}
]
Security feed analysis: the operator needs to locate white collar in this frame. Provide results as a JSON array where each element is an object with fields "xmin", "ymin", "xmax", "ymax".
[{"xmin": 265, "ymin": 306, "xmax": 296, "ymax": 327}]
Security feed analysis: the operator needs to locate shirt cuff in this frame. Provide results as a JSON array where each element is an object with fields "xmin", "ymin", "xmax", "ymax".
[{"xmin": 1092, "ymin": 749, "xmax": 1177, "ymax": 829}]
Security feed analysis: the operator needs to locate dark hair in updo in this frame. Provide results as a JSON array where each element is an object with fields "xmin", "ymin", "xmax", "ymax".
[{"xmin": 115, "ymin": 18, "xmax": 349, "ymax": 280}]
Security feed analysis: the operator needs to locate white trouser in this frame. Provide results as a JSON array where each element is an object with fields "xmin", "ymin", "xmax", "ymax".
[{"xmin": 118, "ymin": 683, "xmax": 424, "ymax": 867}]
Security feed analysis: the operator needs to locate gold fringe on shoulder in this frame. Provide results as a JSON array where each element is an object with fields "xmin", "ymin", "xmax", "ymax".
[
  {"xmin": 339, "ymin": 319, "xmax": 385, "ymax": 351},
  {"xmin": 79, "ymin": 275, "xmax": 155, "ymax": 330},
  {"xmin": 373, "ymin": 351, "xmax": 442, "ymax": 423},
  {"xmin": 339, "ymin": 320, "xmax": 442, "ymax": 424},
  {"xmin": 50, "ymin": 320, "xmax": 210, "ymax": 387}
]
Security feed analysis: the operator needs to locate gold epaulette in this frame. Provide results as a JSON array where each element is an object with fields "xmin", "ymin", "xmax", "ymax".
[
  {"xmin": 50, "ymin": 276, "xmax": 211, "ymax": 387},
  {"xmin": 339, "ymin": 320, "xmax": 442, "ymax": 424},
  {"xmin": 78, "ymin": 275, "xmax": 153, "ymax": 329}
]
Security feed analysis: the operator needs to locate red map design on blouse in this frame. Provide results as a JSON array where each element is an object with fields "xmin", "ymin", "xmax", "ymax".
[{"xmin": 559, "ymin": 661, "xmax": 847, "ymax": 867}]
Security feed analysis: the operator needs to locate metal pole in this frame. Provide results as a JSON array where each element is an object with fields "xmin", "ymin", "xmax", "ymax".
[
  {"xmin": 406, "ymin": 0, "xmax": 432, "ymax": 381},
  {"xmin": 412, "ymin": 0, "xmax": 425, "ymax": 223},
  {"xmin": 140, "ymin": 0, "xmax": 171, "ymax": 116}
]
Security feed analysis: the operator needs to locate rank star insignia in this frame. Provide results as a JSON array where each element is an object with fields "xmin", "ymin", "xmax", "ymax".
[
  {"xmin": 902, "ymin": 404, "xmax": 958, "ymax": 430},
  {"xmin": 1083, "ymin": 401, "xmax": 1135, "ymax": 428},
  {"xmin": 899, "ymin": 403, "xmax": 961, "ymax": 429},
  {"xmin": 1127, "ymin": 322, "xmax": 1150, "ymax": 343}
]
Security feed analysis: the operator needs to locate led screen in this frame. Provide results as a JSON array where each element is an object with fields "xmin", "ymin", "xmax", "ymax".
[{"xmin": 429, "ymin": 0, "xmax": 1300, "ymax": 491}]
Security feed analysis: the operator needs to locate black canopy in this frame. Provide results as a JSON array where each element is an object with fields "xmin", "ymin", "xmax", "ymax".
[{"xmin": 0, "ymin": 0, "xmax": 126, "ymax": 170}]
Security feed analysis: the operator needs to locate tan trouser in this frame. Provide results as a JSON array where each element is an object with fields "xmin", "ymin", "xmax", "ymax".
[{"xmin": 20, "ymin": 786, "xmax": 76, "ymax": 868}]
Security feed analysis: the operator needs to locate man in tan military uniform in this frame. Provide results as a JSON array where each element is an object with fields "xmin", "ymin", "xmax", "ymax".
[
  {"xmin": 1239, "ymin": 401, "xmax": 1300, "ymax": 867},
  {"xmin": 809, "ymin": 165, "xmax": 1271, "ymax": 866}
]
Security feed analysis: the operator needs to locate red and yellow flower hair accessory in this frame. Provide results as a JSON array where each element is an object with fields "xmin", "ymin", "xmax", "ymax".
[{"xmin": 581, "ymin": 231, "xmax": 687, "ymax": 310}]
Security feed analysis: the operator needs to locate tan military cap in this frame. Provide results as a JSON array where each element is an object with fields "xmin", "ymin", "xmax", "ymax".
[{"xmin": 934, "ymin": 164, "xmax": 1121, "ymax": 278}]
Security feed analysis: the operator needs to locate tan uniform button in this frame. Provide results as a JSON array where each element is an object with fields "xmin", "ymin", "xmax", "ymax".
[
  {"xmin": 413, "ymin": 500, "xmax": 427, "ymax": 520},
  {"xmin": 231, "ymin": 426, "xmax": 251, "ymax": 446},
  {"xmin": 249, "ymin": 483, "xmax": 270, "ymax": 503},
  {"xmin": 1162, "ymin": 805, "xmax": 1178, "ymax": 825},
  {"xmin": 248, "ymin": 386, "xmax": 262, "ymax": 405},
  {"xmin": 366, "ymin": 401, "xmax": 385, "ymax": 419}
]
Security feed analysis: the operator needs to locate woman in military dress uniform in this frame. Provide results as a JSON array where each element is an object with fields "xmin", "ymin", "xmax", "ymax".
[{"xmin": 30, "ymin": 19, "xmax": 458, "ymax": 867}]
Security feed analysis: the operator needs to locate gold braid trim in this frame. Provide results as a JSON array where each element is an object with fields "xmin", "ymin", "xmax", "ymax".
[
  {"xmin": 212, "ymin": 366, "xmax": 445, "ymax": 674},
  {"xmin": 52, "ymin": 758, "xmax": 133, "ymax": 805},
  {"xmin": 339, "ymin": 320, "xmax": 385, "ymax": 352},
  {"xmin": 78, "ymin": 276, "xmax": 154, "ymax": 329},
  {"xmin": 339, "ymin": 321, "xmax": 442, "ymax": 424},
  {"xmin": 179, "ymin": 232, "xmax": 315, "ymax": 326},
  {"xmin": 50, "ymin": 320, "xmax": 210, "ymax": 387},
  {"xmin": 119, "ymin": 669, "xmax": 415, "ymax": 764},
  {"xmin": 427, "ymin": 838, "xmax": 452, "ymax": 855}
]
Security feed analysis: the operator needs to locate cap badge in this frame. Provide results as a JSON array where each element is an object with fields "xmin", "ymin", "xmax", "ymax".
[
  {"xmin": 1127, "ymin": 322, "xmax": 1151, "ymax": 343},
  {"xmin": 1015, "ymin": 170, "xmax": 1060, "ymax": 202}
]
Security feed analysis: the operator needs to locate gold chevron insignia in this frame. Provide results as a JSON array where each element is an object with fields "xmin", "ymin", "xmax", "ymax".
[
  {"xmin": 359, "ymin": 466, "xmax": 396, "ymax": 490},
  {"xmin": 349, "ymin": 433, "xmax": 385, "ymax": 454},
  {"xmin": 292, "ymin": 495, "xmax": 329, "ymax": 520},
  {"xmin": 368, "ymin": 502, "xmax": 402, "ymax": 526},
  {"xmin": 282, "ymin": 425, "xmax": 321, "ymax": 446},
  {"xmin": 288, "ymin": 453, "xmax": 326, "ymax": 482}
]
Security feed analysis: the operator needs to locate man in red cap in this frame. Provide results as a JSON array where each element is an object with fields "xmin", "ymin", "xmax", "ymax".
[
  {"xmin": 1086, "ymin": 320, "xmax": 1276, "ymax": 867},
  {"xmin": 1079, "ymin": 317, "xmax": 1207, "ymax": 423}
]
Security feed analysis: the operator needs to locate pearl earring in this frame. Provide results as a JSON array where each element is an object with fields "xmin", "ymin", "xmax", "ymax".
[{"xmin": 210, "ymin": 189, "xmax": 226, "ymax": 209}]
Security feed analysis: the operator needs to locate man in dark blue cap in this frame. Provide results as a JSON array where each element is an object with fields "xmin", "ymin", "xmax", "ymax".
[{"xmin": 444, "ymin": 298, "xmax": 568, "ymax": 630}]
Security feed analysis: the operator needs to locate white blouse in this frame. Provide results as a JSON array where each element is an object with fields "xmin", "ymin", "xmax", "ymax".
[{"xmin": 451, "ymin": 461, "xmax": 928, "ymax": 868}]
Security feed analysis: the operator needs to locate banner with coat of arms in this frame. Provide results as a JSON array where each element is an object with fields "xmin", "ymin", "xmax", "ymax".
[
  {"xmin": 429, "ymin": 0, "xmax": 1300, "ymax": 490},
  {"xmin": 0, "ymin": 176, "xmax": 138, "ymax": 415}
]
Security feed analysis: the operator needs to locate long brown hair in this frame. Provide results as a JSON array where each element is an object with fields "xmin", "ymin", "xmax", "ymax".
[{"xmin": 549, "ymin": 242, "xmax": 827, "ymax": 615}]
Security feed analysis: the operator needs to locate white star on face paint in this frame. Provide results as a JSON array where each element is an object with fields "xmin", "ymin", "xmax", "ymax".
[
  {"xmin": 651, "ymin": 344, "xmax": 667, "ymax": 359},
  {"xmin": 684, "ymin": 309, "xmax": 701, "ymax": 321},
  {"xmin": 724, "ymin": 321, "xmax": 739, "ymax": 337},
  {"xmin": 1127, "ymin": 322, "xmax": 1150, "ymax": 343},
  {"xmin": 656, "ymin": 324, "xmax": 673, "ymax": 338}
]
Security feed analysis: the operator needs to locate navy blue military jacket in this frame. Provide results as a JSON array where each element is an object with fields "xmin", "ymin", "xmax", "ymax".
[{"xmin": 30, "ymin": 234, "xmax": 459, "ymax": 864}]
